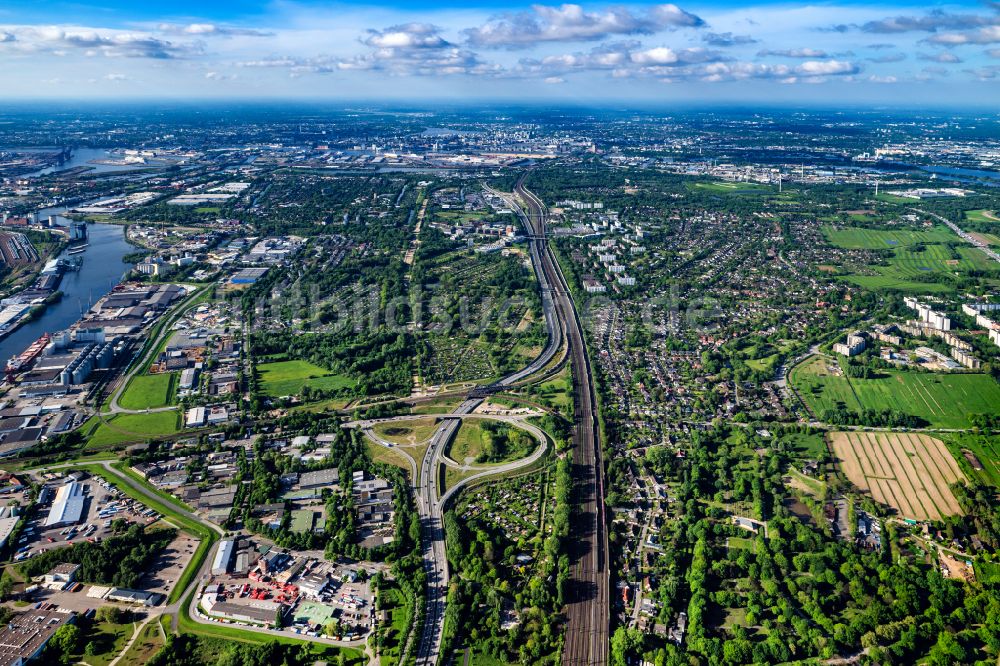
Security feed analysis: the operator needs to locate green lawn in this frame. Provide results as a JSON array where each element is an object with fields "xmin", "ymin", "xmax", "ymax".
[
  {"xmin": 940, "ymin": 433, "xmax": 1000, "ymax": 487},
  {"xmin": 118, "ymin": 372, "xmax": 176, "ymax": 410},
  {"xmin": 372, "ymin": 418, "xmax": 441, "ymax": 445},
  {"xmin": 790, "ymin": 354, "xmax": 1000, "ymax": 429},
  {"xmin": 533, "ymin": 365, "xmax": 573, "ymax": 416},
  {"xmin": 448, "ymin": 420, "xmax": 489, "ymax": 462},
  {"xmin": 85, "ymin": 411, "xmax": 181, "ymax": 448},
  {"xmin": 377, "ymin": 583, "xmax": 411, "ymax": 666},
  {"xmin": 257, "ymin": 359, "xmax": 355, "ymax": 397},
  {"xmin": 116, "ymin": 620, "xmax": 164, "ymax": 666},
  {"xmin": 778, "ymin": 432, "xmax": 829, "ymax": 459},
  {"xmin": 72, "ymin": 620, "xmax": 135, "ymax": 666},
  {"xmin": 745, "ymin": 354, "xmax": 779, "ymax": 372},
  {"xmin": 965, "ymin": 209, "xmax": 1000, "ymax": 224},
  {"xmin": 822, "ymin": 225, "xmax": 996, "ymax": 292}
]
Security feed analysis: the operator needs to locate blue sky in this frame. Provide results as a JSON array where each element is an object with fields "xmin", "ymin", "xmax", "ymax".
[{"xmin": 1, "ymin": 1, "xmax": 999, "ymax": 104}]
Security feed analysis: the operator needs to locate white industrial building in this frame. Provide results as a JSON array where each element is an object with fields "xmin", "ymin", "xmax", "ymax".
[
  {"xmin": 212, "ymin": 539, "xmax": 234, "ymax": 575},
  {"xmin": 44, "ymin": 481, "xmax": 85, "ymax": 528}
]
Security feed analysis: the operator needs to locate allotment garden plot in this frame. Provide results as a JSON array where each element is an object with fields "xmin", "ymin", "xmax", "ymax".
[{"xmin": 830, "ymin": 431, "xmax": 964, "ymax": 521}]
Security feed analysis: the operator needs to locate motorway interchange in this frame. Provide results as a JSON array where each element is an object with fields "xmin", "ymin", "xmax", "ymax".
[{"xmin": 355, "ymin": 179, "xmax": 610, "ymax": 666}]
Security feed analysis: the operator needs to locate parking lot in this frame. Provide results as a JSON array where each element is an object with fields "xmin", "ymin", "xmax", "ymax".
[
  {"xmin": 13, "ymin": 474, "xmax": 162, "ymax": 564},
  {"xmin": 138, "ymin": 531, "xmax": 198, "ymax": 597}
]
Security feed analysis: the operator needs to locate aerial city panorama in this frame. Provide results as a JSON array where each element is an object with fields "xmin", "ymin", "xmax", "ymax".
[{"xmin": 0, "ymin": 0, "xmax": 999, "ymax": 665}]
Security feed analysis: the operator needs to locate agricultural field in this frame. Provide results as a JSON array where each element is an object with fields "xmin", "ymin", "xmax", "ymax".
[
  {"xmin": 257, "ymin": 359, "xmax": 355, "ymax": 397},
  {"xmin": 118, "ymin": 372, "xmax": 176, "ymax": 410},
  {"xmin": 969, "ymin": 231, "xmax": 1000, "ymax": 246},
  {"xmin": 790, "ymin": 354, "xmax": 1000, "ymax": 428},
  {"xmin": 822, "ymin": 224, "xmax": 958, "ymax": 249},
  {"xmin": 829, "ymin": 431, "xmax": 964, "ymax": 521}
]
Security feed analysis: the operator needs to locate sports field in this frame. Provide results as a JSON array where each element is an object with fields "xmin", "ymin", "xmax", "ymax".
[
  {"xmin": 689, "ymin": 180, "xmax": 778, "ymax": 194},
  {"xmin": 790, "ymin": 354, "xmax": 1000, "ymax": 428},
  {"xmin": 822, "ymin": 225, "xmax": 958, "ymax": 249},
  {"xmin": 257, "ymin": 359, "xmax": 355, "ymax": 397},
  {"xmin": 830, "ymin": 431, "xmax": 964, "ymax": 520}
]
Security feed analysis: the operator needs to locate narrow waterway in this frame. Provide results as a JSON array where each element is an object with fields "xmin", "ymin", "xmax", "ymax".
[{"xmin": 0, "ymin": 210, "xmax": 135, "ymax": 361}]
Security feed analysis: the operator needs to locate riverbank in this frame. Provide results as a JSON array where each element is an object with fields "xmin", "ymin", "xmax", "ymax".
[{"xmin": 0, "ymin": 221, "xmax": 138, "ymax": 362}]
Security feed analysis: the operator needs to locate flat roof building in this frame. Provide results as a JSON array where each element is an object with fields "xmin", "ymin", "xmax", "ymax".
[
  {"xmin": 0, "ymin": 608, "xmax": 75, "ymax": 666},
  {"xmin": 298, "ymin": 468, "xmax": 339, "ymax": 489},
  {"xmin": 43, "ymin": 481, "xmax": 84, "ymax": 528}
]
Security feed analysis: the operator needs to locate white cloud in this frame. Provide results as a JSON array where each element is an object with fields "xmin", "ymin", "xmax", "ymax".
[
  {"xmin": 702, "ymin": 32, "xmax": 757, "ymax": 47},
  {"xmin": 156, "ymin": 23, "xmax": 271, "ymax": 37},
  {"xmin": 363, "ymin": 23, "xmax": 450, "ymax": 49},
  {"xmin": 794, "ymin": 59, "xmax": 859, "ymax": 75},
  {"xmin": 927, "ymin": 25, "xmax": 1000, "ymax": 45},
  {"xmin": 0, "ymin": 24, "xmax": 201, "ymax": 58},
  {"xmin": 918, "ymin": 51, "xmax": 963, "ymax": 63},
  {"xmin": 464, "ymin": 3, "xmax": 703, "ymax": 49},
  {"xmin": 757, "ymin": 48, "xmax": 828, "ymax": 58}
]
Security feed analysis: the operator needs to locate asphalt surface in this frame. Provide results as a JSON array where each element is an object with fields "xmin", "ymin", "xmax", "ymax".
[
  {"xmin": 413, "ymin": 180, "xmax": 567, "ymax": 666},
  {"xmin": 513, "ymin": 178, "xmax": 608, "ymax": 666}
]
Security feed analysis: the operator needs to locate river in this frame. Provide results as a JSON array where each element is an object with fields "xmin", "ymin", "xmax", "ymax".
[
  {"xmin": 11, "ymin": 147, "xmax": 150, "ymax": 177},
  {"xmin": 0, "ymin": 209, "xmax": 135, "ymax": 362}
]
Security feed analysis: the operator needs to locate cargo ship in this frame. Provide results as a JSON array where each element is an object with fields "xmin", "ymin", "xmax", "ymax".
[{"xmin": 5, "ymin": 332, "xmax": 50, "ymax": 379}]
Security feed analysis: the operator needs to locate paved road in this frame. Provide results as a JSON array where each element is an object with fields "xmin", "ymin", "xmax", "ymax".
[
  {"xmin": 37, "ymin": 460, "xmax": 376, "ymax": 650},
  {"xmin": 103, "ymin": 286, "xmax": 206, "ymax": 415},
  {"xmin": 513, "ymin": 178, "xmax": 608, "ymax": 666},
  {"xmin": 914, "ymin": 207, "xmax": 1000, "ymax": 264},
  {"xmin": 413, "ymin": 181, "xmax": 566, "ymax": 666}
]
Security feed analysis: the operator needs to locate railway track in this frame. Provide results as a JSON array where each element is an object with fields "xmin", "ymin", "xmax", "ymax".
[{"xmin": 513, "ymin": 176, "xmax": 609, "ymax": 666}]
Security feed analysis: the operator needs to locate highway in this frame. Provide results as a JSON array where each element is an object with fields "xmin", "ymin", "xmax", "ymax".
[
  {"xmin": 513, "ymin": 177, "xmax": 609, "ymax": 666},
  {"xmin": 914, "ymin": 207, "xmax": 1000, "ymax": 265},
  {"xmin": 412, "ymin": 177, "xmax": 573, "ymax": 666}
]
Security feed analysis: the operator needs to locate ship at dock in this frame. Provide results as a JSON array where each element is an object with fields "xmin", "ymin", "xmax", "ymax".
[{"xmin": 5, "ymin": 332, "xmax": 50, "ymax": 379}]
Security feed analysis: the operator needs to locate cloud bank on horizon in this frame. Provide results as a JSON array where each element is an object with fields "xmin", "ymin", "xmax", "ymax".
[{"xmin": 2, "ymin": 1, "xmax": 999, "ymax": 103}]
